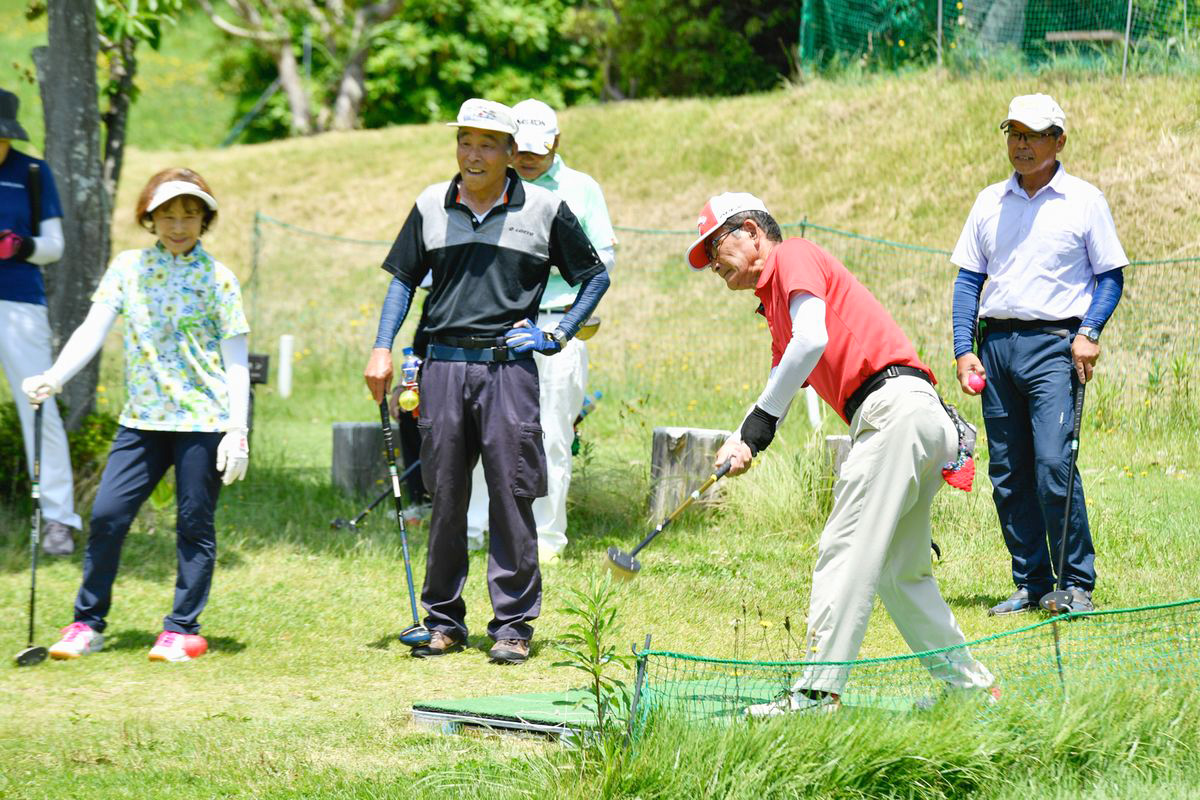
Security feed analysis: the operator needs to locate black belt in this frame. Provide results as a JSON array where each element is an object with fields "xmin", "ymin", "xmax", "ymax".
[
  {"xmin": 427, "ymin": 335, "xmax": 530, "ymax": 363},
  {"xmin": 844, "ymin": 364, "xmax": 932, "ymax": 422},
  {"xmin": 980, "ymin": 317, "xmax": 1080, "ymax": 336}
]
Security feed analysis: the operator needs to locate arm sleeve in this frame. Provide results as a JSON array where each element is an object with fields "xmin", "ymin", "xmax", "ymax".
[
  {"xmin": 26, "ymin": 217, "xmax": 64, "ymax": 265},
  {"xmin": 755, "ymin": 293, "xmax": 827, "ymax": 417},
  {"xmin": 548, "ymin": 201, "xmax": 604, "ymax": 286},
  {"xmin": 1081, "ymin": 268, "xmax": 1123, "ymax": 331},
  {"xmin": 381, "ymin": 205, "xmax": 429, "ymax": 286},
  {"xmin": 44, "ymin": 303, "xmax": 118, "ymax": 386},
  {"xmin": 220, "ymin": 334, "xmax": 250, "ymax": 430},
  {"xmin": 952, "ymin": 268, "xmax": 987, "ymax": 358},
  {"xmin": 373, "ymin": 276, "xmax": 414, "ymax": 350},
  {"xmin": 555, "ymin": 269, "xmax": 610, "ymax": 339}
]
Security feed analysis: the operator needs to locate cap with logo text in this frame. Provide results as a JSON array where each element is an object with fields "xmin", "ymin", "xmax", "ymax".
[{"xmin": 685, "ymin": 192, "xmax": 769, "ymax": 270}]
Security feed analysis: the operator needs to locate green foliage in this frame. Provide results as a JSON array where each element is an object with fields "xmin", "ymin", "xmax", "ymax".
[
  {"xmin": 553, "ymin": 571, "xmax": 633, "ymax": 732},
  {"xmin": 608, "ymin": 0, "xmax": 802, "ymax": 97},
  {"xmin": 0, "ymin": 401, "xmax": 118, "ymax": 506}
]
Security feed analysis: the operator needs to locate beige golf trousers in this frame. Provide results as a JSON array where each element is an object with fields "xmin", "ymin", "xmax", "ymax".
[{"xmin": 798, "ymin": 375, "xmax": 993, "ymax": 695}]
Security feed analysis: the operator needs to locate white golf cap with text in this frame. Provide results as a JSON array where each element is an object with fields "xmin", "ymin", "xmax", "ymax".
[
  {"xmin": 685, "ymin": 192, "xmax": 769, "ymax": 270},
  {"xmin": 147, "ymin": 180, "xmax": 218, "ymax": 214},
  {"xmin": 512, "ymin": 98, "xmax": 559, "ymax": 154},
  {"xmin": 448, "ymin": 98, "xmax": 518, "ymax": 135},
  {"xmin": 1001, "ymin": 93, "xmax": 1066, "ymax": 133}
]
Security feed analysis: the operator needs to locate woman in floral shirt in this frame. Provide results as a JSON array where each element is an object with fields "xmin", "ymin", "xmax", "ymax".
[{"xmin": 23, "ymin": 168, "xmax": 250, "ymax": 663}]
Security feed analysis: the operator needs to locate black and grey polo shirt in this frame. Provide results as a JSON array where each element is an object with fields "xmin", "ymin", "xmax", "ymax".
[{"xmin": 382, "ymin": 168, "xmax": 604, "ymax": 339}]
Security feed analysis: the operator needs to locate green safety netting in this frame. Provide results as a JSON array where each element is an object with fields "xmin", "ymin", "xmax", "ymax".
[{"xmin": 630, "ymin": 598, "xmax": 1200, "ymax": 727}]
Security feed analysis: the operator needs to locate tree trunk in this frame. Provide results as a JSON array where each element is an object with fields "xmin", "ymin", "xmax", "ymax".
[
  {"xmin": 32, "ymin": 1, "xmax": 110, "ymax": 431},
  {"xmin": 331, "ymin": 50, "xmax": 367, "ymax": 131},
  {"xmin": 276, "ymin": 41, "xmax": 313, "ymax": 135},
  {"xmin": 647, "ymin": 426, "xmax": 732, "ymax": 519},
  {"xmin": 101, "ymin": 36, "xmax": 137, "ymax": 202}
]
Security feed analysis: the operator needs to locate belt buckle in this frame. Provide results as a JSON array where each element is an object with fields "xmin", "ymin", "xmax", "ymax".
[
  {"xmin": 493, "ymin": 344, "xmax": 508, "ymax": 361},
  {"xmin": 883, "ymin": 365, "xmax": 900, "ymax": 379}
]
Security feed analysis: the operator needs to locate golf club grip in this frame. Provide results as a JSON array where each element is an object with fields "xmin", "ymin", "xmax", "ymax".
[
  {"xmin": 629, "ymin": 459, "xmax": 734, "ymax": 558},
  {"xmin": 379, "ymin": 399, "xmax": 403, "ymax": 503},
  {"xmin": 1071, "ymin": 382, "xmax": 1086, "ymax": 441}
]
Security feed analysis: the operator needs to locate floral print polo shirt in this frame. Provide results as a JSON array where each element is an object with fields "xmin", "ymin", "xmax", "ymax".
[{"xmin": 92, "ymin": 242, "xmax": 250, "ymax": 432}]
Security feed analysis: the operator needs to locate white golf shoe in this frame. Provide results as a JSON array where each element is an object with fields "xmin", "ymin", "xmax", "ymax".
[
  {"xmin": 745, "ymin": 690, "xmax": 840, "ymax": 718},
  {"xmin": 48, "ymin": 622, "xmax": 104, "ymax": 660}
]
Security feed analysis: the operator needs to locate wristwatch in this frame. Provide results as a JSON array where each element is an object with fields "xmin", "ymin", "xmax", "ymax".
[
  {"xmin": 550, "ymin": 328, "xmax": 569, "ymax": 349},
  {"xmin": 1076, "ymin": 326, "xmax": 1100, "ymax": 344}
]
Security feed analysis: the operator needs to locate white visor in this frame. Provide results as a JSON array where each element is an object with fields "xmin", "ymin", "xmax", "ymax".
[{"xmin": 146, "ymin": 180, "xmax": 218, "ymax": 214}]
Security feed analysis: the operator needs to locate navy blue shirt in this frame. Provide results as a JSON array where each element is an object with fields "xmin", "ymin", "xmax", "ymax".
[{"xmin": 0, "ymin": 148, "xmax": 63, "ymax": 305}]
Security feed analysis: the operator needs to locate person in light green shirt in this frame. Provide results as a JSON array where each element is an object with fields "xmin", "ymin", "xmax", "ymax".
[{"xmin": 466, "ymin": 98, "xmax": 616, "ymax": 561}]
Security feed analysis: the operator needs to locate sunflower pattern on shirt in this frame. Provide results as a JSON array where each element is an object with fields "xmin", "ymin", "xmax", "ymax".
[{"xmin": 92, "ymin": 242, "xmax": 250, "ymax": 432}]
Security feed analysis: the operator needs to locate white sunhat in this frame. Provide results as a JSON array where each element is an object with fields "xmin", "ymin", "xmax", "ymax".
[
  {"xmin": 1001, "ymin": 93, "xmax": 1067, "ymax": 133},
  {"xmin": 146, "ymin": 180, "xmax": 218, "ymax": 214},
  {"xmin": 512, "ymin": 98, "xmax": 559, "ymax": 155},
  {"xmin": 447, "ymin": 98, "xmax": 518, "ymax": 135},
  {"xmin": 684, "ymin": 192, "xmax": 770, "ymax": 270}
]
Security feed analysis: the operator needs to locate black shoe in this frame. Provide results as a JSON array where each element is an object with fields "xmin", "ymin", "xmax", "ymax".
[
  {"xmin": 988, "ymin": 588, "xmax": 1037, "ymax": 616},
  {"xmin": 1065, "ymin": 587, "xmax": 1094, "ymax": 613},
  {"xmin": 488, "ymin": 638, "xmax": 529, "ymax": 664},
  {"xmin": 411, "ymin": 630, "xmax": 463, "ymax": 658}
]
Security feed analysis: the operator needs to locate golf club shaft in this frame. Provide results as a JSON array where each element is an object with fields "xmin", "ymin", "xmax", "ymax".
[
  {"xmin": 352, "ymin": 459, "xmax": 421, "ymax": 526},
  {"xmin": 629, "ymin": 459, "xmax": 733, "ymax": 560},
  {"xmin": 29, "ymin": 403, "xmax": 43, "ymax": 648},
  {"xmin": 1055, "ymin": 380, "xmax": 1086, "ymax": 592},
  {"xmin": 379, "ymin": 399, "xmax": 421, "ymax": 626}
]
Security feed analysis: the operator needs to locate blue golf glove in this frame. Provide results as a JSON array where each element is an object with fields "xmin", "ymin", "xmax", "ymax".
[{"xmin": 505, "ymin": 319, "xmax": 563, "ymax": 355}]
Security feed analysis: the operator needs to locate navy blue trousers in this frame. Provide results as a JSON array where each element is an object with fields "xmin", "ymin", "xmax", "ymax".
[
  {"xmin": 980, "ymin": 329, "xmax": 1095, "ymax": 595},
  {"xmin": 74, "ymin": 427, "xmax": 223, "ymax": 634}
]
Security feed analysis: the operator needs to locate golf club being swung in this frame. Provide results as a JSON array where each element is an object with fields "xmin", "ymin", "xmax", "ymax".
[
  {"xmin": 379, "ymin": 398, "xmax": 431, "ymax": 646},
  {"xmin": 15, "ymin": 403, "xmax": 48, "ymax": 667},
  {"xmin": 606, "ymin": 458, "xmax": 733, "ymax": 580},
  {"xmin": 1041, "ymin": 380, "xmax": 1086, "ymax": 615}
]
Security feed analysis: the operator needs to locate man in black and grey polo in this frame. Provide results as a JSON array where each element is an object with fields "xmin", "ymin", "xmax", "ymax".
[{"xmin": 364, "ymin": 98, "xmax": 609, "ymax": 664}]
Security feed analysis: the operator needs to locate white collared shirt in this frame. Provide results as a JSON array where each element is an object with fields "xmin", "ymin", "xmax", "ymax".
[{"xmin": 951, "ymin": 163, "xmax": 1127, "ymax": 321}]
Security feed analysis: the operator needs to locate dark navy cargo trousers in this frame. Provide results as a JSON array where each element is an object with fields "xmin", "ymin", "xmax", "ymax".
[
  {"xmin": 75, "ymin": 426, "xmax": 223, "ymax": 635},
  {"xmin": 979, "ymin": 329, "xmax": 1095, "ymax": 596},
  {"xmin": 417, "ymin": 358, "xmax": 546, "ymax": 642}
]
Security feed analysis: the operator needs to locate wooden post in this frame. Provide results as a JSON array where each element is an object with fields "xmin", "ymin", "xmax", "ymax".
[
  {"xmin": 648, "ymin": 427, "xmax": 732, "ymax": 519},
  {"xmin": 332, "ymin": 422, "xmax": 389, "ymax": 496}
]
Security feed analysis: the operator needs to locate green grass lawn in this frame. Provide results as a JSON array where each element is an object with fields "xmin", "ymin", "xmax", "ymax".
[{"xmin": 2, "ymin": 64, "xmax": 1199, "ymax": 798}]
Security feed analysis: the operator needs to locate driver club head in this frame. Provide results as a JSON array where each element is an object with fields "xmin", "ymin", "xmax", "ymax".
[
  {"xmin": 14, "ymin": 646, "xmax": 48, "ymax": 667},
  {"xmin": 605, "ymin": 546, "xmax": 640, "ymax": 580},
  {"xmin": 1040, "ymin": 590, "xmax": 1074, "ymax": 615},
  {"xmin": 399, "ymin": 624, "xmax": 432, "ymax": 646},
  {"xmin": 330, "ymin": 517, "xmax": 356, "ymax": 531}
]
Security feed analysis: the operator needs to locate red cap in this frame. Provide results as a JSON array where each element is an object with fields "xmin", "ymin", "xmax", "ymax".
[{"xmin": 684, "ymin": 192, "xmax": 769, "ymax": 270}]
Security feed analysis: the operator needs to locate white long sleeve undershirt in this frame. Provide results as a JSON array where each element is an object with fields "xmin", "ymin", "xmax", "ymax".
[
  {"xmin": 754, "ymin": 292, "xmax": 828, "ymax": 417},
  {"xmin": 26, "ymin": 217, "xmax": 64, "ymax": 265},
  {"xmin": 220, "ymin": 334, "xmax": 250, "ymax": 430}
]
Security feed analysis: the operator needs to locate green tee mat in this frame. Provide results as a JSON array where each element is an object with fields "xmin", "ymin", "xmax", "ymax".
[{"xmin": 412, "ymin": 688, "xmax": 600, "ymax": 736}]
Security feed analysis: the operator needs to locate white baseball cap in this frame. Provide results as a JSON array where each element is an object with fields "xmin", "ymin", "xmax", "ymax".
[
  {"xmin": 1002, "ymin": 94, "xmax": 1067, "ymax": 133},
  {"xmin": 447, "ymin": 98, "xmax": 518, "ymax": 135},
  {"xmin": 146, "ymin": 180, "xmax": 218, "ymax": 214},
  {"xmin": 512, "ymin": 99, "xmax": 559, "ymax": 154},
  {"xmin": 685, "ymin": 192, "xmax": 770, "ymax": 270}
]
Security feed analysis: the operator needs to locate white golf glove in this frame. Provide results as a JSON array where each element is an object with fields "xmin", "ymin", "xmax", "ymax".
[
  {"xmin": 21, "ymin": 372, "xmax": 63, "ymax": 405},
  {"xmin": 216, "ymin": 427, "xmax": 250, "ymax": 485}
]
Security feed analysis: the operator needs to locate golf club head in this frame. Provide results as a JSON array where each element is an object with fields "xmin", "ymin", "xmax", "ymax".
[
  {"xmin": 1040, "ymin": 590, "xmax": 1074, "ymax": 615},
  {"xmin": 576, "ymin": 316, "xmax": 601, "ymax": 341},
  {"xmin": 330, "ymin": 518, "xmax": 356, "ymax": 531},
  {"xmin": 605, "ymin": 546, "xmax": 640, "ymax": 580},
  {"xmin": 399, "ymin": 624, "xmax": 432, "ymax": 646},
  {"xmin": 14, "ymin": 646, "xmax": 48, "ymax": 667}
]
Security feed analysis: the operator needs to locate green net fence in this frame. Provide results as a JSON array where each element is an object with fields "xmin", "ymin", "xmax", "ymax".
[
  {"xmin": 631, "ymin": 598, "xmax": 1200, "ymax": 726},
  {"xmin": 798, "ymin": 0, "xmax": 1195, "ymax": 73},
  {"xmin": 248, "ymin": 212, "xmax": 1199, "ymax": 431}
]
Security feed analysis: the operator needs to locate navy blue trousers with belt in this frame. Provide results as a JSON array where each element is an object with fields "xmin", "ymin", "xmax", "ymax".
[
  {"xmin": 74, "ymin": 426, "xmax": 222, "ymax": 635},
  {"xmin": 417, "ymin": 355, "xmax": 546, "ymax": 643},
  {"xmin": 979, "ymin": 328, "xmax": 1095, "ymax": 596}
]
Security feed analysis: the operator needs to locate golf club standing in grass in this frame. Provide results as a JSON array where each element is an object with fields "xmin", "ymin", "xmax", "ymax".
[
  {"xmin": 951, "ymin": 94, "xmax": 1126, "ymax": 616},
  {"xmin": 692, "ymin": 194, "xmax": 994, "ymax": 714},
  {"xmin": 363, "ymin": 99, "xmax": 609, "ymax": 664},
  {"xmin": 22, "ymin": 168, "xmax": 250, "ymax": 663},
  {"xmin": 465, "ymin": 98, "xmax": 617, "ymax": 563},
  {"xmin": 0, "ymin": 87, "xmax": 83, "ymax": 556}
]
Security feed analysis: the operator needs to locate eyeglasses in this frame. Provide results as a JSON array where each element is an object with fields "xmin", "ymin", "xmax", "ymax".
[
  {"xmin": 1005, "ymin": 129, "xmax": 1058, "ymax": 144},
  {"xmin": 706, "ymin": 227, "xmax": 738, "ymax": 263}
]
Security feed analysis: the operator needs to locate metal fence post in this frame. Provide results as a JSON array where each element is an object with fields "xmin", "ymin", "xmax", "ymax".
[{"xmin": 937, "ymin": 0, "xmax": 944, "ymax": 66}]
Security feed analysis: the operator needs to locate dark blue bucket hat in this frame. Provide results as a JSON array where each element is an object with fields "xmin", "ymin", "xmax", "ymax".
[{"xmin": 0, "ymin": 89, "xmax": 31, "ymax": 141}]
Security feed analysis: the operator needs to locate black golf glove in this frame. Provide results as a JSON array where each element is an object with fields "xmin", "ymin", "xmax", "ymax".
[{"xmin": 739, "ymin": 406, "xmax": 779, "ymax": 456}]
